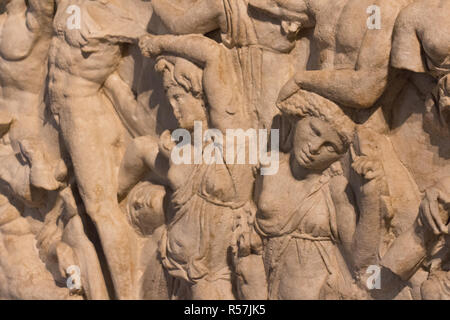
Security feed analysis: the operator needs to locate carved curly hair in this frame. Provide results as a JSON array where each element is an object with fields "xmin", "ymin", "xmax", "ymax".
[
  {"xmin": 154, "ymin": 55, "xmax": 204, "ymax": 100},
  {"xmin": 277, "ymin": 89, "xmax": 356, "ymax": 147}
]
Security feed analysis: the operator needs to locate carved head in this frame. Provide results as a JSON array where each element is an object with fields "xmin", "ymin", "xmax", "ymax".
[
  {"xmin": 277, "ymin": 90, "xmax": 355, "ymax": 172},
  {"xmin": 155, "ymin": 56, "xmax": 207, "ymax": 131},
  {"xmin": 126, "ymin": 182, "xmax": 166, "ymax": 236}
]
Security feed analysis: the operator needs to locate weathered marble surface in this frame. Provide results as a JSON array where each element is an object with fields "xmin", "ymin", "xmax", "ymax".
[{"xmin": 0, "ymin": 0, "xmax": 448, "ymax": 300}]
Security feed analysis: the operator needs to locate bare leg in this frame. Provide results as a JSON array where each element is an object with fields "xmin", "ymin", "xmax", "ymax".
[
  {"xmin": 58, "ymin": 95, "xmax": 138, "ymax": 299},
  {"xmin": 59, "ymin": 187, "xmax": 109, "ymax": 300},
  {"xmin": 0, "ymin": 193, "xmax": 73, "ymax": 300}
]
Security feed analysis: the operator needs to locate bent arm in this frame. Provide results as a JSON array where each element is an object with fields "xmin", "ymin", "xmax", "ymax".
[
  {"xmin": 330, "ymin": 175, "xmax": 357, "ymax": 261},
  {"xmin": 151, "ymin": 0, "xmax": 224, "ymax": 35},
  {"xmin": 281, "ymin": 1, "xmax": 407, "ymax": 109},
  {"xmin": 284, "ymin": 29, "xmax": 391, "ymax": 109},
  {"xmin": 351, "ymin": 177, "xmax": 385, "ymax": 270},
  {"xmin": 288, "ymin": 68, "xmax": 389, "ymax": 109},
  {"xmin": 118, "ymin": 136, "xmax": 168, "ymax": 201},
  {"xmin": 142, "ymin": 34, "xmax": 240, "ymax": 127},
  {"xmin": 103, "ymin": 72, "xmax": 142, "ymax": 138},
  {"xmin": 330, "ymin": 170, "xmax": 386, "ymax": 273}
]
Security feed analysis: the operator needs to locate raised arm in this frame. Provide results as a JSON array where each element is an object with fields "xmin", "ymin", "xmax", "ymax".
[
  {"xmin": 279, "ymin": 31, "xmax": 392, "ymax": 109},
  {"xmin": 348, "ymin": 145, "xmax": 388, "ymax": 271},
  {"xmin": 329, "ymin": 174, "xmax": 357, "ymax": 260},
  {"xmin": 118, "ymin": 135, "xmax": 169, "ymax": 201},
  {"xmin": 151, "ymin": 0, "xmax": 224, "ymax": 35},
  {"xmin": 330, "ymin": 165, "xmax": 383, "ymax": 270},
  {"xmin": 140, "ymin": 34, "xmax": 222, "ymax": 68},
  {"xmin": 140, "ymin": 34, "xmax": 243, "ymax": 130}
]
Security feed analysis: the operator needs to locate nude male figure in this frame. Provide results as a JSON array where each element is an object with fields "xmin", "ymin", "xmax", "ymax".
[
  {"xmin": 48, "ymin": 0, "xmax": 150, "ymax": 299},
  {"xmin": 0, "ymin": 0, "xmax": 62, "ymax": 192}
]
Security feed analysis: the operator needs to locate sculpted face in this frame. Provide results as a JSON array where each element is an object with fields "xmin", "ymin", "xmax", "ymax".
[
  {"xmin": 293, "ymin": 117, "xmax": 346, "ymax": 171},
  {"xmin": 127, "ymin": 183, "xmax": 166, "ymax": 236},
  {"xmin": 166, "ymin": 85, "xmax": 206, "ymax": 131}
]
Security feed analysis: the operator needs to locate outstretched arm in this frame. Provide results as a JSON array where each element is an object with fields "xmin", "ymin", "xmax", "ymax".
[
  {"xmin": 151, "ymin": 0, "xmax": 224, "ymax": 35},
  {"xmin": 332, "ymin": 148, "xmax": 386, "ymax": 271},
  {"xmin": 0, "ymin": 0, "xmax": 54, "ymax": 61},
  {"xmin": 349, "ymin": 149, "xmax": 387, "ymax": 270},
  {"xmin": 278, "ymin": 23, "xmax": 393, "ymax": 109}
]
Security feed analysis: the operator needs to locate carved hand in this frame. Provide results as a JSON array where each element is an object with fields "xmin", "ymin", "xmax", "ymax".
[
  {"xmin": 419, "ymin": 179, "xmax": 450, "ymax": 236},
  {"xmin": 139, "ymin": 34, "xmax": 162, "ymax": 58},
  {"xmin": 351, "ymin": 155, "xmax": 384, "ymax": 181},
  {"xmin": 277, "ymin": 77, "xmax": 301, "ymax": 104}
]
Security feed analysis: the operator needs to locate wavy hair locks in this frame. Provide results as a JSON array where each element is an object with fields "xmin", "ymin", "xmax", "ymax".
[{"xmin": 277, "ymin": 89, "xmax": 356, "ymax": 147}]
